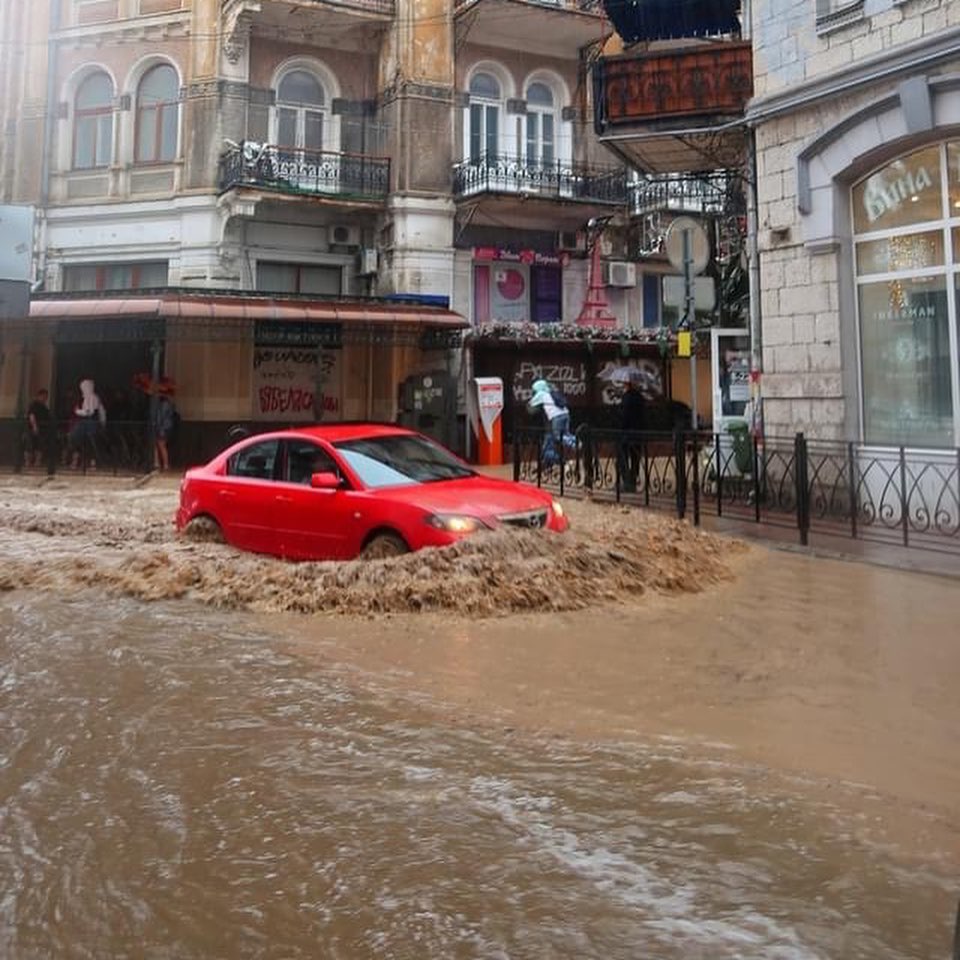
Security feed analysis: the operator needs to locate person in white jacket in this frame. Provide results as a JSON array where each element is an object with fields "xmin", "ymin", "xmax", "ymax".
[{"xmin": 69, "ymin": 378, "xmax": 107, "ymax": 468}]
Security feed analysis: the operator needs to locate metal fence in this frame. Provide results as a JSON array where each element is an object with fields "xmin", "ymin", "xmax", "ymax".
[
  {"xmin": 513, "ymin": 426, "xmax": 960, "ymax": 556},
  {"xmin": 3, "ymin": 419, "xmax": 155, "ymax": 476}
]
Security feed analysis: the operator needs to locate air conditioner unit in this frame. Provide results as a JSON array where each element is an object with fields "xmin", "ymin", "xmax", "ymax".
[
  {"xmin": 603, "ymin": 261, "xmax": 637, "ymax": 288},
  {"xmin": 330, "ymin": 224, "xmax": 361, "ymax": 248},
  {"xmin": 357, "ymin": 247, "xmax": 379, "ymax": 276},
  {"xmin": 557, "ymin": 230, "xmax": 586, "ymax": 253}
]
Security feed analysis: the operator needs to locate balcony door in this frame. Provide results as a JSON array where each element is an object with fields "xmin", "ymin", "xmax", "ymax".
[
  {"xmin": 274, "ymin": 69, "xmax": 337, "ymax": 193},
  {"xmin": 524, "ymin": 83, "xmax": 555, "ymax": 172},
  {"xmin": 465, "ymin": 72, "xmax": 503, "ymax": 194}
]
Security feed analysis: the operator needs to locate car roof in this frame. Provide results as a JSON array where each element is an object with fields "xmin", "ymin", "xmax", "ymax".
[{"xmin": 281, "ymin": 422, "xmax": 418, "ymax": 443}]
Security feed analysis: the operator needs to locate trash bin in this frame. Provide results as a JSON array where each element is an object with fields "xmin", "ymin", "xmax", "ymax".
[{"xmin": 725, "ymin": 419, "xmax": 752, "ymax": 476}]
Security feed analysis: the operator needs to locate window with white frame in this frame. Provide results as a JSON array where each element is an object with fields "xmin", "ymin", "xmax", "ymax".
[
  {"xmin": 524, "ymin": 81, "xmax": 555, "ymax": 171},
  {"xmin": 135, "ymin": 64, "xmax": 179, "ymax": 163},
  {"xmin": 275, "ymin": 69, "xmax": 326, "ymax": 151},
  {"xmin": 851, "ymin": 142, "xmax": 960, "ymax": 447},
  {"xmin": 73, "ymin": 72, "xmax": 114, "ymax": 170},
  {"xmin": 816, "ymin": 0, "xmax": 864, "ymax": 28},
  {"xmin": 469, "ymin": 72, "xmax": 501, "ymax": 163}
]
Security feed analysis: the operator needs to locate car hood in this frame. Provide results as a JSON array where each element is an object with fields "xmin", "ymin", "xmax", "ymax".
[{"xmin": 373, "ymin": 475, "xmax": 553, "ymax": 519}]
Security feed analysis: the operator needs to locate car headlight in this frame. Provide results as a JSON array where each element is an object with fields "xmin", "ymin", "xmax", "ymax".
[
  {"xmin": 425, "ymin": 514, "xmax": 486, "ymax": 534},
  {"xmin": 551, "ymin": 500, "xmax": 564, "ymax": 518}
]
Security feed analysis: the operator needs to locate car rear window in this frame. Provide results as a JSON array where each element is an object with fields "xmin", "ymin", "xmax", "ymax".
[{"xmin": 227, "ymin": 439, "xmax": 279, "ymax": 480}]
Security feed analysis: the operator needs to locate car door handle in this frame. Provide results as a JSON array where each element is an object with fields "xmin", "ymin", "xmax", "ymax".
[
  {"xmin": 275, "ymin": 494, "xmax": 293, "ymax": 503},
  {"xmin": 218, "ymin": 489, "xmax": 236, "ymax": 498}
]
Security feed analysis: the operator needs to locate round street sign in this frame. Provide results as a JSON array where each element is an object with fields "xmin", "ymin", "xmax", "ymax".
[{"xmin": 664, "ymin": 216, "xmax": 711, "ymax": 275}]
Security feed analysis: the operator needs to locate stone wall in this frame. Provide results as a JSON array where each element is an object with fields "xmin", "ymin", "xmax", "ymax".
[{"xmin": 752, "ymin": 0, "xmax": 957, "ymax": 100}]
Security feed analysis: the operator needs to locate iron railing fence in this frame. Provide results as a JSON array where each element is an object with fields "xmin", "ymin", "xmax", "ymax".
[
  {"xmin": 2, "ymin": 419, "xmax": 156, "ymax": 477},
  {"xmin": 453, "ymin": 154, "xmax": 629, "ymax": 204},
  {"xmin": 513, "ymin": 426, "xmax": 960, "ymax": 555},
  {"xmin": 219, "ymin": 143, "xmax": 391, "ymax": 201}
]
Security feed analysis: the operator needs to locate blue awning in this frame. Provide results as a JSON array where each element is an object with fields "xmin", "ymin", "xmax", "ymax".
[{"xmin": 603, "ymin": 0, "xmax": 740, "ymax": 44}]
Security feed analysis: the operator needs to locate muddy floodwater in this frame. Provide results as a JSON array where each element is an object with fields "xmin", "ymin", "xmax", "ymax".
[{"xmin": 0, "ymin": 477, "xmax": 958, "ymax": 958}]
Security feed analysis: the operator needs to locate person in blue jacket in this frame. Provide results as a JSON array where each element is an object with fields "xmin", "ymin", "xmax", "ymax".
[{"xmin": 527, "ymin": 378, "xmax": 570, "ymax": 466}]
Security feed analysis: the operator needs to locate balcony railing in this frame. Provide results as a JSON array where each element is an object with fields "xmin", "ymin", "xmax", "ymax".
[
  {"xmin": 453, "ymin": 154, "xmax": 628, "ymax": 205},
  {"xmin": 225, "ymin": 0, "xmax": 395, "ymax": 16},
  {"xmin": 219, "ymin": 142, "xmax": 390, "ymax": 202},
  {"xmin": 630, "ymin": 171, "xmax": 745, "ymax": 217},
  {"xmin": 454, "ymin": 0, "xmax": 602, "ymax": 13},
  {"xmin": 595, "ymin": 41, "xmax": 753, "ymax": 127}
]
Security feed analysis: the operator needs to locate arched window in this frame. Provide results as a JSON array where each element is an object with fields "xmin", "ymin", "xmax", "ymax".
[
  {"xmin": 73, "ymin": 72, "xmax": 113, "ymax": 170},
  {"xmin": 276, "ymin": 69, "xmax": 326, "ymax": 151},
  {"xmin": 852, "ymin": 142, "xmax": 958, "ymax": 446},
  {"xmin": 469, "ymin": 72, "xmax": 501, "ymax": 163},
  {"xmin": 136, "ymin": 64, "xmax": 179, "ymax": 163},
  {"xmin": 525, "ymin": 81, "xmax": 555, "ymax": 169}
]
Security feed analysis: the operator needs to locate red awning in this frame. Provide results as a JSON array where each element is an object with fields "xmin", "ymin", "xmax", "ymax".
[{"xmin": 29, "ymin": 293, "xmax": 467, "ymax": 328}]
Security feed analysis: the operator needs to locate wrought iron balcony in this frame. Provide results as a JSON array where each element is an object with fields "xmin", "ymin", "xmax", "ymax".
[
  {"xmin": 630, "ymin": 171, "xmax": 745, "ymax": 217},
  {"xmin": 219, "ymin": 142, "xmax": 390, "ymax": 202},
  {"xmin": 453, "ymin": 155, "xmax": 628, "ymax": 205},
  {"xmin": 452, "ymin": 0, "xmax": 603, "ymax": 57},
  {"xmin": 595, "ymin": 41, "xmax": 753, "ymax": 128},
  {"xmin": 224, "ymin": 0, "xmax": 395, "ymax": 19},
  {"xmin": 455, "ymin": 0, "xmax": 601, "ymax": 12}
]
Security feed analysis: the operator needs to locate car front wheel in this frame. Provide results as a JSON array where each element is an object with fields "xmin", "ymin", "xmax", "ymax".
[{"xmin": 360, "ymin": 532, "xmax": 409, "ymax": 560}]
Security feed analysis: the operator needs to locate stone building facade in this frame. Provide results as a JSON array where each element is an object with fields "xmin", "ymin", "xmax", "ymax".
[
  {"xmin": 748, "ymin": 0, "xmax": 960, "ymax": 447},
  {"xmin": 2, "ymin": 0, "xmax": 687, "ymax": 458}
]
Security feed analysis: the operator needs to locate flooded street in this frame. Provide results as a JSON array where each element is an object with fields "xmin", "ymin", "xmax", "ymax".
[{"xmin": 0, "ymin": 477, "xmax": 958, "ymax": 958}]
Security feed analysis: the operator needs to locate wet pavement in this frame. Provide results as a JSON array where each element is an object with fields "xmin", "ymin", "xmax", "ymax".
[{"xmin": 0, "ymin": 476, "xmax": 958, "ymax": 958}]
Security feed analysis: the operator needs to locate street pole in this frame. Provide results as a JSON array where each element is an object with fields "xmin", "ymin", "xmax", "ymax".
[{"xmin": 683, "ymin": 228, "xmax": 698, "ymax": 431}]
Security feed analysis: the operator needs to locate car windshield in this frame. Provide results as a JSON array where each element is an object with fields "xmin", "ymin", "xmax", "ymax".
[{"xmin": 334, "ymin": 434, "xmax": 475, "ymax": 488}]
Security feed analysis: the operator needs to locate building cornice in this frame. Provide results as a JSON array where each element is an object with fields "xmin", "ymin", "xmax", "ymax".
[
  {"xmin": 747, "ymin": 25, "xmax": 960, "ymax": 125},
  {"xmin": 50, "ymin": 11, "xmax": 191, "ymax": 45}
]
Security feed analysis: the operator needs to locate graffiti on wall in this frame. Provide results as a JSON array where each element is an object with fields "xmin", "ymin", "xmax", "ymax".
[
  {"xmin": 512, "ymin": 360, "xmax": 589, "ymax": 404},
  {"xmin": 253, "ymin": 346, "xmax": 341, "ymax": 421}
]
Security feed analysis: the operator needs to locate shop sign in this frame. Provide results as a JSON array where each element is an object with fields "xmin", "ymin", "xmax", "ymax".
[
  {"xmin": 474, "ymin": 247, "xmax": 570, "ymax": 268},
  {"xmin": 253, "ymin": 320, "xmax": 341, "ymax": 348},
  {"xmin": 862, "ymin": 164, "xmax": 935, "ymax": 225},
  {"xmin": 253, "ymin": 345, "xmax": 341, "ymax": 421},
  {"xmin": 490, "ymin": 264, "xmax": 530, "ymax": 323}
]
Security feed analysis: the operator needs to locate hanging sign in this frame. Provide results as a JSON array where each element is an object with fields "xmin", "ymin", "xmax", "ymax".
[{"xmin": 474, "ymin": 247, "xmax": 569, "ymax": 267}]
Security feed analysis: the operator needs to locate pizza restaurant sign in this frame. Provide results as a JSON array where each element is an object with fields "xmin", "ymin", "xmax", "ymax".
[{"xmin": 474, "ymin": 247, "xmax": 570, "ymax": 268}]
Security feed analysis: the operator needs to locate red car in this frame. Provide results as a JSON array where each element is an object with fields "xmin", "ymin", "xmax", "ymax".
[{"xmin": 176, "ymin": 423, "xmax": 568, "ymax": 560}]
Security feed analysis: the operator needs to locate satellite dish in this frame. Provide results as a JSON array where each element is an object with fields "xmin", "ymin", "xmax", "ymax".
[{"xmin": 665, "ymin": 216, "xmax": 711, "ymax": 275}]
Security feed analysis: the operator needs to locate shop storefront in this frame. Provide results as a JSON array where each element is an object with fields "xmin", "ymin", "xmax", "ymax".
[
  {"xmin": 471, "ymin": 247, "xmax": 569, "ymax": 326},
  {"xmin": 0, "ymin": 292, "xmax": 466, "ymax": 467},
  {"xmin": 469, "ymin": 326, "xmax": 712, "ymax": 454},
  {"xmin": 852, "ymin": 142, "xmax": 960, "ymax": 448}
]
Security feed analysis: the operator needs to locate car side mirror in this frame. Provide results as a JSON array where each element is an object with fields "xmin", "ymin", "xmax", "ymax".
[{"xmin": 310, "ymin": 471, "xmax": 341, "ymax": 490}]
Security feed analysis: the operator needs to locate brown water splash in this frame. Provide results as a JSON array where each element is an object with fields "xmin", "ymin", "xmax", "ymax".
[{"xmin": 0, "ymin": 480, "xmax": 741, "ymax": 617}]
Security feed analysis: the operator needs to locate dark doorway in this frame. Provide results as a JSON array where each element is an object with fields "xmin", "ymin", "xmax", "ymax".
[{"xmin": 53, "ymin": 339, "xmax": 156, "ymax": 424}]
